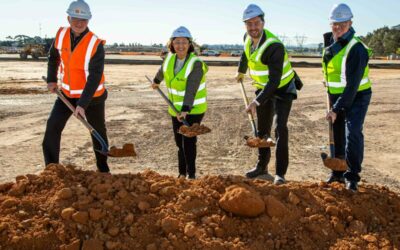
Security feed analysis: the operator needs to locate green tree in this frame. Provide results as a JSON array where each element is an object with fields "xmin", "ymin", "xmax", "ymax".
[{"xmin": 364, "ymin": 26, "xmax": 400, "ymax": 56}]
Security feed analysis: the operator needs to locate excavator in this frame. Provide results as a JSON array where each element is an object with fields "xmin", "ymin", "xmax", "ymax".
[{"xmin": 19, "ymin": 44, "xmax": 48, "ymax": 59}]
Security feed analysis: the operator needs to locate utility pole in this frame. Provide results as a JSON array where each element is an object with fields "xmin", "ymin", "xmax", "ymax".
[
  {"xmin": 278, "ymin": 34, "xmax": 288, "ymax": 46},
  {"xmin": 294, "ymin": 35, "xmax": 307, "ymax": 54}
]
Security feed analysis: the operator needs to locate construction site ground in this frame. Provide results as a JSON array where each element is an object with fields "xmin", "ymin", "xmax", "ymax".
[
  {"xmin": 0, "ymin": 59, "xmax": 399, "ymax": 249},
  {"xmin": 0, "ymin": 60, "xmax": 399, "ymax": 192}
]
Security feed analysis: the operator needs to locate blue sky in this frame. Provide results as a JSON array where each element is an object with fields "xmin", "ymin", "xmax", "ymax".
[{"xmin": 0, "ymin": 0, "xmax": 398, "ymax": 45}]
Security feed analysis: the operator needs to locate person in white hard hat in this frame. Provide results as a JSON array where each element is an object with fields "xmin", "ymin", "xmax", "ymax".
[
  {"xmin": 151, "ymin": 26, "xmax": 208, "ymax": 179},
  {"xmin": 43, "ymin": 0, "xmax": 110, "ymax": 172},
  {"xmin": 236, "ymin": 4, "xmax": 300, "ymax": 184},
  {"xmin": 322, "ymin": 3, "xmax": 372, "ymax": 192}
]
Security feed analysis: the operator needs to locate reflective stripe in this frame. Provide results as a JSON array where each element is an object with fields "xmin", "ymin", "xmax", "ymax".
[
  {"xmin": 168, "ymin": 82, "xmax": 206, "ymax": 97},
  {"xmin": 57, "ymin": 27, "xmax": 68, "ymax": 50},
  {"xmin": 84, "ymin": 35, "xmax": 98, "ymax": 80},
  {"xmin": 281, "ymin": 69, "xmax": 294, "ymax": 80},
  {"xmin": 197, "ymin": 82, "xmax": 206, "ymax": 91},
  {"xmin": 57, "ymin": 28, "xmax": 68, "ymax": 79},
  {"xmin": 163, "ymin": 53, "xmax": 173, "ymax": 73},
  {"xmin": 283, "ymin": 60, "xmax": 289, "ymax": 68},
  {"xmin": 327, "ymin": 78, "xmax": 370, "ymax": 88},
  {"xmin": 250, "ymin": 69, "xmax": 269, "ymax": 76},
  {"xmin": 62, "ymin": 82, "xmax": 104, "ymax": 94},
  {"xmin": 185, "ymin": 57, "xmax": 197, "ymax": 78},
  {"xmin": 251, "ymin": 68, "xmax": 292, "ymax": 80},
  {"xmin": 340, "ymin": 38, "xmax": 358, "ymax": 87},
  {"xmin": 254, "ymin": 69, "xmax": 294, "ymax": 87},
  {"xmin": 243, "ymin": 36, "xmax": 250, "ymax": 51},
  {"xmin": 168, "ymin": 88, "xmax": 185, "ymax": 96},
  {"xmin": 256, "ymin": 38, "xmax": 279, "ymax": 61},
  {"xmin": 61, "ymin": 83, "xmax": 70, "ymax": 90},
  {"xmin": 174, "ymin": 97, "xmax": 206, "ymax": 106}
]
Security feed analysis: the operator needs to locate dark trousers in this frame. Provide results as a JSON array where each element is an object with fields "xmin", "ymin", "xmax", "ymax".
[
  {"xmin": 171, "ymin": 114, "xmax": 204, "ymax": 177},
  {"xmin": 331, "ymin": 91, "xmax": 371, "ymax": 182},
  {"xmin": 256, "ymin": 95, "xmax": 293, "ymax": 177},
  {"xmin": 42, "ymin": 96, "xmax": 109, "ymax": 172}
]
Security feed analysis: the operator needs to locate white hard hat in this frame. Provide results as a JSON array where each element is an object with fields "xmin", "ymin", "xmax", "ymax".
[
  {"xmin": 329, "ymin": 3, "xmax": 353, "ymax": 23},
  {"xmin": 66, "ymin": 0, "xmax": 92, "ymax": 20},
  {"xmin": 171, "ymin": 26, "xmax": 192, "ymax": 39},
  {"xmin": 243, "ymin": 4, "xmax": 264, "ymax": 22}
]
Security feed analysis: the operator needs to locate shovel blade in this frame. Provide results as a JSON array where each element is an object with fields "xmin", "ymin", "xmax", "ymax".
[
  {"xmin": 321, "ymin": 153, "xmax": 347, "ymax": 171},
  {"xmin": 108, "ymin": 143, "xmax": 137, "ymax": 157},
  {"xmin": 244, "ymin": 136, "xmax": 276, "ymax": 148},
  {"xmin": 178, "ymin": 123, "xmax": 211, "ymax": 137}
]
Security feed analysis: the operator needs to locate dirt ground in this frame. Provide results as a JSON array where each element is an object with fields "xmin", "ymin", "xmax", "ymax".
[{"xmin": 0, "ymin": 60, "xmax": 399, "ymax": 193}]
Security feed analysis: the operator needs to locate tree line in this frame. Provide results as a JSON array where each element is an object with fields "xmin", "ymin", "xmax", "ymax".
[
  {"xmin": 2, "ymin": 25, "xmax": 399, "ymax": 56},
  {"xmin": 361, "ymin": 26, "xmax": 400, "ymax": 56}
]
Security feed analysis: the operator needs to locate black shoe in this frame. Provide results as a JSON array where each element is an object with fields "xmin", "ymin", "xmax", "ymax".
[
  {"xmin": 246, "ymin": 161, "xmax": 268, "ymax": 178},
  {"xmin": 345, "ymin": 179, "xmax": 358, "ymax": 192},
  {"xmin": 187, "ymin": 174, "xmax": 196, "ymax": 180},
  {"xmin": 273, "ymin": 175, "xmax": 286, "ymax": 185},
  {"xmin": 326, "ymin": 174, "xmax": 345, "ymax": 184}
]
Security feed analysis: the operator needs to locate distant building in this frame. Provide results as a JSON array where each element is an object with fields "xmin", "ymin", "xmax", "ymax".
[{"xmin": 392, "ymin": 24, "xmax": 400, "ymax": 30}]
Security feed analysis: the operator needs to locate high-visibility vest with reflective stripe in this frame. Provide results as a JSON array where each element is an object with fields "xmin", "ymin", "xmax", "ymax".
[
  {"xmin": 54, "ymin": 27, "xmax": 106, "ymax": 98},
  {"xmin": 244, "ymin": 29, "xmax": 294, "ymax": 90},
  {"xmin": 322, "ymin": 36, "xmax": 372, "ymax": 94},
  {"xmin": 162, "ymin": 52, "xmax": 208, "ymax": 116}
]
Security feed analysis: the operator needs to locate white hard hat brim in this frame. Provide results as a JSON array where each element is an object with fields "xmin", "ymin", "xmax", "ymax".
[
  {"xmin": 330, "ymin": 17, "xmax": 352, "ymax": 23},
  {"xmin": 243, "ymin": 14, "xmax": 264, "ymax": 22},
  {"xmin": 68, "ymin": 13, "xmax": 91, "ymax": 20}
]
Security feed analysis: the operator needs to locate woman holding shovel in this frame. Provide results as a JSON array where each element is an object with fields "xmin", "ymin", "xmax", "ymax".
[{"xmin": 151, "ymin": 26, "xmax": 208, "ymax": 179}]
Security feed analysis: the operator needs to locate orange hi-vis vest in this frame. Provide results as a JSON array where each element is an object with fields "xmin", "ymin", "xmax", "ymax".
[{"xmin": 54, "ymin": 27, "xmax": 106, "ymax": 98}]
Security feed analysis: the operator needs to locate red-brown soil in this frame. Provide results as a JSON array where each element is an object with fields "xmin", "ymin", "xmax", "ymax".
[{"xmin": 1, "ymin": 164, "xmax": 399, "ymax": 249}]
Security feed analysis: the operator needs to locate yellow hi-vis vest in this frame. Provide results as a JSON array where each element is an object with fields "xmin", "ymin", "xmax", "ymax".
[
  {"xmin": 162, "ymin": 52, "xmax": 208, "ymax": 116},
  {"xmin": 322, "ymin": 36, "xmax": 372, "ymax": 94},
  {"xmin": 244, "ymin": 29, "xmax": 295, "ymax": 90}
]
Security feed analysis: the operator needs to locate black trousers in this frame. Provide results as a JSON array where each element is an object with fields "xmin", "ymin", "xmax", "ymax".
[
  {"xmin": 171, "ymin": 114, "xmax": 204, "ymax": 177},
  {"xmin": 256, "ymin": 94, "xmax": 293, "ymax": 177},
  {"xmin": 42, "ymin": 95, "xmax": 109, "ymax": 172}
]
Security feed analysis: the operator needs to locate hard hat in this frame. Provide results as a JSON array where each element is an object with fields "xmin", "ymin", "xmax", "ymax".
[
  {"xmin": 66, "ymin": 0, "xmax": 92, "ymax": 20},
  {"xmin": 329, "ymin": 3, "xmax": 353, "ymax": 23},
  {"xmin": 243, "ymin": 4, "xmax": 264, "ymax": 22},
  {"xmin": 171, "ymin": 26, "xmax": 192, "ymax": 39}
]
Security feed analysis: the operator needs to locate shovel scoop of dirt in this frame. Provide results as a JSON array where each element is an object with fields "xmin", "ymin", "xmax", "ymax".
[
  {"xmin": 108, "ymin": 143, "xmax": 136, "ymax": 157},
  {"xmin": 244, "ymin": 136, "xmax": 276, "ymax": 148},
  {"xmin": 178, "ymin": 123, "xmax": 211, "ymax": 137},
  {"xmin": 321, "ymin": 153, "xmax": 347, "ymax": 171}
]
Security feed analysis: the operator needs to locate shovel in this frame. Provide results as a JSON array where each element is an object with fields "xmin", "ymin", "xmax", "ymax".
[
  {"xmin": 145, "ymin": 75, "xmax": 211, "ymax": 137},
  {"xmin": 42, "ymin": 76, "xmax": 136, "ymax": 157},
  {"xmin": 238, "ymin": 79, "xmax": 275, "ymax": 148},
  {"xmin": 321, "ymin": 92, "xmax": 347, "ymax": 171}
]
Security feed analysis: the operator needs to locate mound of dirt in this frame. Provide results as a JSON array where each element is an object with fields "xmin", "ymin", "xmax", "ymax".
[{"xmin": 0, "ymin": 164, "xmax": 399, "ymax": 249}]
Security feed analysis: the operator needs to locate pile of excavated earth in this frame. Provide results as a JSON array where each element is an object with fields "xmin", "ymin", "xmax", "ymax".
[{"xmin": 0, "ymin": 164, "xmax": 399, "ymax": 250}]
